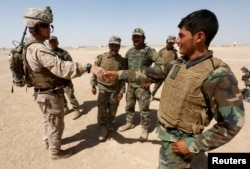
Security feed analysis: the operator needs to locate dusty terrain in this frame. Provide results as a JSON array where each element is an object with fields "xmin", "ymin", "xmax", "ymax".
[{"xmin": 0, "ymin": 45, "xmax": 249, "ymax": 169}]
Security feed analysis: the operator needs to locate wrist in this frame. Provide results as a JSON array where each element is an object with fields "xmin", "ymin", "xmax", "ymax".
[{"xmin": 86, "ymin": 63, "xmax": 92, "ymax": 73}]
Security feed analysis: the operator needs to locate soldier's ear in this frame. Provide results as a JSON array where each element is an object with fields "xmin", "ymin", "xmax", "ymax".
[{"xmin": 195, "ymin": 31, "xmax": 205, "ymax": 44}]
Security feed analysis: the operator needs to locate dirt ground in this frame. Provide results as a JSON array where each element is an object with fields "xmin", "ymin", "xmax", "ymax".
[{"xmin": 0, "ymin": 45, "xmax": 249, "ymax": 169}]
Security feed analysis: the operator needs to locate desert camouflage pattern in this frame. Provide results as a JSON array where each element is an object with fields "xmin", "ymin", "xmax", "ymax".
[
  {"xmin": 26, "ymin": 37, "xmax": 88, "ymax": 81},
  {"xmin": 24, "ymin": 7, "xmax": 53, "ymax": 27},
  {"xmin": 25, "ymin": 36, "xmax": 88, "ymax": 155}
]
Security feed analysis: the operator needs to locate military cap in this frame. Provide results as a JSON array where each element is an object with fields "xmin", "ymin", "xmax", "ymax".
[
  {"xmin": 166, "ymin": 36, "xmax": 176, "ymax": 43},
  {"xmin": 49, "ymin": 35, "xmax": 58, "ymax": 41},
  {"xmin": 109, "ymin": 36, "xmax": 121, "ymax": 45},
  {"xmin": 132, "ymin": 28, "xmax": 145, "ymax": 36}
]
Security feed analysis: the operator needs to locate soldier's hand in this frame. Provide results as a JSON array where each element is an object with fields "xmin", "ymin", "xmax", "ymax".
[
  {"xmin": 92, "ymin": 86, "xmax": 97, "ymax": 95},
  {"xmin": 172, "ymin": 138, "xmax": 190, "ymax": 155},
  {"xmin": 91, "ymin": 65, "xmax": 106, "ymax": 81},
  {"xmin": 104, "ymin": 71, "xmax": 118, "ymax": 81},
  {"xmin": 117, "ymin": 93, "xmax": 123, "ymax": 100},
  {"xmin": 140, "ymin": 82, "xmax": 152, "ymax": 89}
]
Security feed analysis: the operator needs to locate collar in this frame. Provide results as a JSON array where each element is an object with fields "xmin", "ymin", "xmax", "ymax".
[
  {"xmin": 184, "ymin": 50, "xmax": 213, "ymax": 68},
  {"xmin": 107, "ymin": 52, "xmax": 120, "ymax": 59}
]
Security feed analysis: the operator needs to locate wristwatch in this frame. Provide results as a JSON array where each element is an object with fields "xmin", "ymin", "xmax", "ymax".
[{"xmin": 86, "ymin": 63, "xmax": 92, "ymax": 73}]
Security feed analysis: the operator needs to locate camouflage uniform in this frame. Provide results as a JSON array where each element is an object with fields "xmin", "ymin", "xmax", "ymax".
[
  {"xmin": 117, "ymin": 51, "xmax": 245, "ymax": 168},
  {"xmin": 26, "ymin": 37, "xmax": 90, "ymax": 154},
  {"xmin": 91, "ymin": 52, "xmax": 125, "ymax": 127},
  {"xmin": 124, "ymin": 44, "xmax": 159, "ymax": 130},
  {"xmin": 51, "ymin": 46, "xmax": 80, "ymax": 110},
  {"xmin": 151, "ymin": 36, "xmax": 178, "ymax": 99}
]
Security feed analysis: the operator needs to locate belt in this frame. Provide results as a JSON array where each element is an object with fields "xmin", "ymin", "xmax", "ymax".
[{"xmin": 34, "ymin": 88, "xmax": 59, "ymax": 94}]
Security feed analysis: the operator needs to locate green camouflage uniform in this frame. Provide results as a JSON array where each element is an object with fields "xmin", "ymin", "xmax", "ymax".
[
  {"xmin": 91, "ymin": 52, "xmax": 126, "ymax": 126},
  {"xmin": 117, "ymin": 51, "xmax": 245, "ymax": 169},
  {"xmin": 124, "ymin": 44, "xmax": 159, "ymax": 129},
  {"xmin": 52, "ymin": 47, "xmax": 80, "ymax": 109}
]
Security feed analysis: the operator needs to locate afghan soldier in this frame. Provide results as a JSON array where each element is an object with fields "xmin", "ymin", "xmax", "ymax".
[
  {"xmin": 22, "ymin": 6, "xmax": 104, "ymax": 160},
  {"xmin": 118, "ymin": 28, "xmax": 162, "ymax": 142},
  {"xmin": 105, "ymin": 9, "xmax": 245, "ymax": 169},
  {"xmin": 151, "ymin": 35, "xmax": 178, "ymax": 101},
  {"xmin": 48, "ymin": 36, "xmax": 81, "ymax": 120},
  {"xmin": 91, "ymin": 36, "xmax": 126, "ymax": 141}
]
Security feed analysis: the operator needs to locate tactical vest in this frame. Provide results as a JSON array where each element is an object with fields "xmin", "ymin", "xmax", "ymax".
[
  {"xmin": 158, "ymin": 57, "xmax": 226, "ymax": 135},
  {"xmin": 24, "ymin": 42, "xmax": 66, "ymax": 89},
  {"xmin": 160, "ymin": 48, "xmax": 177, "ymax": 64},
  {"xmin": 97, "ymin": 53, "xmax": 123, "ymax": 86}
]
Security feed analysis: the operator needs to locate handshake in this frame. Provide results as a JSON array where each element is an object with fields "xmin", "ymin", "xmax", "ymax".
[{"xmin": 91, "ymin": 65, "xmax": 118, "ymax": 82}]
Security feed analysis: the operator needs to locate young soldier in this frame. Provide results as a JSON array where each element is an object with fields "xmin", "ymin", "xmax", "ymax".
[
  {"xmin": 118, "ymin": 28, "xmax": 161, "ymax": 142},
  {"xmin": 91, "ymin": 36, "xmax": 125, "ymax": 141},
  {"xmin": 104, "ymin": 9, "xmax": 245, "ymax": 168}
]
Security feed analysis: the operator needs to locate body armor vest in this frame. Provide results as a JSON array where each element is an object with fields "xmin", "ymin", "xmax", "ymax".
[
  {"xmin": 160, "ymin": 48, "xmax": 177, "ymax": 64},
  {"xmin": 97, "ymin": 53, "xmax": 123, "ymax": 86},
  {"xmin": 158, "ymin": 57, "xmax": 226, "ymax": 135},
  {"xmin": 24, "ymin": 43, "xmax": 66, "ymax": 89},
  {"xmin": 29, "ymin": 68, "xmax": 65, "ymax": 88}
]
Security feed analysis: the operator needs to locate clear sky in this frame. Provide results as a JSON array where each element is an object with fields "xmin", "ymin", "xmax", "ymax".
[{"xmin": 1, "ymin": 0, "xmax": 250, "ymax": 48}]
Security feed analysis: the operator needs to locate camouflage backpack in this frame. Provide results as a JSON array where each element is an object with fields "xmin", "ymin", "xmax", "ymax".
[{"xmin": 8, "ymin": 27, "xmax": 35, "ymax": 92}]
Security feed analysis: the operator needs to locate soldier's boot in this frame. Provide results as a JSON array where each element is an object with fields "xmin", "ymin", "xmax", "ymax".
[
  {"xmin": 107, "ymin": 123, "xmax": 115, "ymax": 132},
  {"xmin": 139, "ymin": 127, "xmax": 149, "ymax": 142},
  {"xmin": 72, "ymin": 108, "xmax": 81, "ymax": 120},
  {"xmin": 64, "ymin": 105, "xmax": 70, "ymax": 115},
  {"xmin": 51, "ymin": 149, "xmax": 72, "ymax": 160},
  {"xmin": 98, "ymin": 125, "xmax": 108, "ymax": 141},
  {"xmin": 118, "ymin": 122, "xmax": 135, "ymax": 132}
]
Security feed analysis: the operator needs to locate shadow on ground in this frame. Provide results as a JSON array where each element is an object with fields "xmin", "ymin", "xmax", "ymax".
[{"xmin": 62, "ymin": 101, "xmax": 161, "ymax": 155}]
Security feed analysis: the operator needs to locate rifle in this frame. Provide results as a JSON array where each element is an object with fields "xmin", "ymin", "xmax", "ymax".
[
  {"xmin": 13, "ymin": 26, "xmax": 27, "ymax": 53},
  {"xmin": 9, "ymin": 26, "xmax": 28, "ymax": 90}
]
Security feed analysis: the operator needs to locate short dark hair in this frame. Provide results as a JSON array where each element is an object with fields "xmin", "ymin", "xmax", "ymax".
[{"xmin": 178, "ymin": 9, "xmax": 219, "ymax": 46}]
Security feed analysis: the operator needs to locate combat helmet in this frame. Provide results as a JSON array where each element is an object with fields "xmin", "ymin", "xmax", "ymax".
[{"xmin": 24, "ymin": 6, "xmax": 53, "ymax": 28}]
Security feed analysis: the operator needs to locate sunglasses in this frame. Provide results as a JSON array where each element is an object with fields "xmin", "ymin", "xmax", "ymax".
[{"xmin": 39, "ymin": 23, "xmax": 50, "ymax": 28}]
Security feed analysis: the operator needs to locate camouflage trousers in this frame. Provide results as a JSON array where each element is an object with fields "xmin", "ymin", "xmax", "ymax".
[
  {"xmin": 125, "ymin": 85, "xmax": 151, "ymax": 129},
  {"xmin": 158, "ymin": 141, "xmax": 193, "ymax": 169},
  {"xmin": 97, "ymin": 90, "xmax": 120, "ymax": 125},
  {"xmin": 157, "ymin": 124, "xmax": 207, "ymax": 169},
  {"xmin": 35, "ymin": 91, "xmax": 65, "ymax": 154},
  {"xmin": 63, "ymin": 82, "xmax": 80, "ymax": 109}
]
